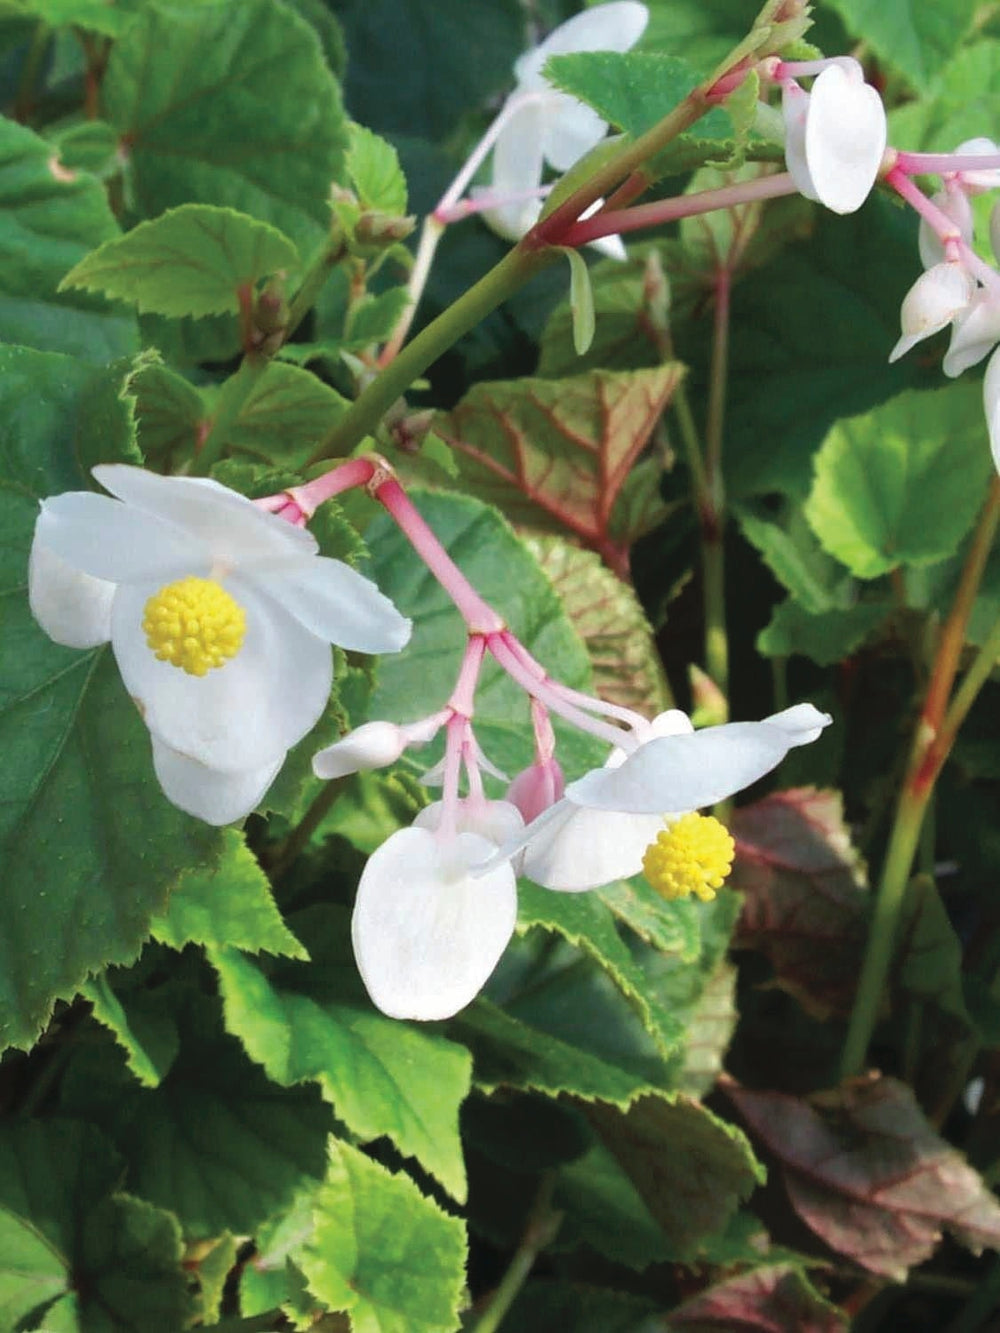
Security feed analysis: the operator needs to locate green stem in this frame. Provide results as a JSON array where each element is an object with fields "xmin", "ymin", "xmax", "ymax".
[
  {"xmin": 308, "ymin": 245, "xmax": 550, "ymax": 463},
  {"xmin": 469, "ymin": 1173, "xmax": 563, "ymax": 1333},
  {"xmin": 191, "ymin": 354, "xmax": 268, "ymax": 476},
  {"xmin": 284, "ymin": 235, "xmax": 349, "ymax": 342},
  {"xmin": 938, "ymin": 613, "xmax": 1000, "ymax": 750},
  {"xmin": 841, "ymin": 782, "xmax": 929, "ymax": 1079},
  {"xmin": 702, "ymin": 266, "xmax": 732, "ymax": 714},
  {"xmin": 13, "ymin": 21, "xmax": 50, "ymax": 123}
]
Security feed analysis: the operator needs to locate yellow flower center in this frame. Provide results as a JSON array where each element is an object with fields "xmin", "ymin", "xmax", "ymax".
[
  {"xmin": 142, "ymin": 576, "xmax": 246, "ymax": 677},
  {"xmin": 641, "ymin": 812, "xmax": 735, "ymax": 902}
]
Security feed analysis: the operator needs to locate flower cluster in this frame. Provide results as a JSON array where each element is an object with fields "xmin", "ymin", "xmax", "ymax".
[
  {"xmin": 886, "ymin": 142, "xmax": 1000, "ymax": 469},
  {"xmin": 28, "ymin": 461, "xmax": 830, "ymax": 1023}
]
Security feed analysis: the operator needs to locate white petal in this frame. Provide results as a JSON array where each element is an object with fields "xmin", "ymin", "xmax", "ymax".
[
  {"xmin": 491, "ymin": 100, "xmax": 546, "ymax": 197},
  {"xmin": 515, "ymin": 1, "xmax": 649, "ymax": 89},
  {"xmin": 28, "ymin": 540, "xmax": 114, "ymax": 648},
  {"xmin": 590, "ymin": 232, "xmax": 627, "ymax": 261},
  {"xmin": 247, "ymin": 555, "xmax": 411, "ymax": 655},
  {"xmin": 519, "ymin": 800, "xmax": 664, "ymax": 891},
  {"xmin": 985, "ymin": 345, "xmax": 1000, "ymax": 475},
  {"xmin": 35, "ymin": 492, "xmax": 203, "ymax": 583},
  {"xmin": 151, "ymin": 736, "xmax": 283, "ymax": 825},
  {"xmin": 918, "ymin": 189, "xmax": 973, "ymax": 269},
  {"xmin": 541, "ymin": 93, "xmax": 609, "ymax": 172},
  {"xmin": 943, "ymin": 294, "xmax": 1000, "ymax": 377},
  {"xmin": 93, "ymin": 464, "xmax": 317, "ymax": 564},
  {"xmin": 782, "ymin": 81, "xmax": 817, "ymax": 201},
  {"xmin": 565, "ymin": 706, "xmax": 832, "ymax": 813},
  {"xmin": 608, "ymin": 707, "xmax": 693, "ymax": 767},
  {"xmin": 477, "ymin": 191, "xmax": 544, "ymax": 243},
  {"xmin": 110, "ymin": 575, "xmax": 331, "ymax": 771},
  {"xmin": 312, "ymin": 720, "xmax": 408, "ymax": 779},
  {"xmin": 352, "ymin": 827, "xmax": 518, "ymax": 1020},
  {"xmin": 414, "ymin": 798, "xmax": 525, "ymax": 846},
  {"xmin": 954, "ymin": 137, "xmax": 1000, "ymax": 194},
  {"xmin": 888, "ymin": 262, "xmax": 975, "ymax": 364},
  {"xmin": 804, "ymin": 64, "xmax": 886, "ymax": 215},
  {"xmin": 992, "ymin": 201, "xmax": 1000, "ymax": 266}
]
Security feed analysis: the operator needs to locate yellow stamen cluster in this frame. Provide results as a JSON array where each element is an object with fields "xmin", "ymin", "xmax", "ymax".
[
  {"xmin": 641, "ymin": 812, "xmax": 735, "ymax": 902},
  {"xmin": 142, "ymin": 576, "xmax": 246, "ymax": 677}
]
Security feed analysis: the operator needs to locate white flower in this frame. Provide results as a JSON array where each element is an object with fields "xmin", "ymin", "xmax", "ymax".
[
  {"xmin": 352, "ymin": 799, "xmax": 523, "ymax": 1021},
  {"xmin": 480, "ymin": 0, "xmax": 647, "ymax": 255},
  {"xmin": 918, "ymin": 188, "xmax": 974, "ymax": 270},
  {"xmin": 984, "ymin": 345, "xmax": 1000, "ymax": 472},
  {"xmin": 888, "ymin": 262, "xmax": 977, "ymax": 364},
  {"xmin": 782, "ymin": 61, "xmax": 886, "ymax": 215},
  {"xmin": 29, "ymin": 465, "xmax": 411, "ymax": 824},
  {"xmin": 498, "ymin": 704, "xmax": 831, "ymax": 891}
]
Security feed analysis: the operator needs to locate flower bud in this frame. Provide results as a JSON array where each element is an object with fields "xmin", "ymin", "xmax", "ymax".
[
  {"xmin": 889, "ymin": 262, "xmax": 975, "ymax": 364},
  {"xmin": 312, "ymin": 720, "xmax": 408, "ymax": 780},
  {"xmin": 506, "ymin": 758, "xmax": 565, "ymax": 823}
]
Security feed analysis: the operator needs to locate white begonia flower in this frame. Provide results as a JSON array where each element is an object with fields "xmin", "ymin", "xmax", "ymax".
[
  {"xmin": 889, "ymin": 262, "xmax": 977, "ymax": 363},
  {"xmin": 942, "ymin": 291, "xmax": 1000, "ymax": 378},
  {"xmin": 498, "ymin": 704, "xmax": 831, "ymax": 891},
  {"xmin": 950, "ymin": 137, "xmax": 1000, "ymax": 195},
  {"xmin": 479, "ymin": 1, "xmax": 647, "ymax": 257},
  {"xmin": 352, "ymin": 810, "xmax": 521, "ymax": 1021},
  {"xmin": 29, "ymin": 465, "xmax": 411, "ymax": 824},
  {"xmin": 782, "ymin": 61, "xmax": 887, "ymax": 215},
  {"xmin": 984, "ymin": 346, "xmax": 1000, "ymax": 473}
]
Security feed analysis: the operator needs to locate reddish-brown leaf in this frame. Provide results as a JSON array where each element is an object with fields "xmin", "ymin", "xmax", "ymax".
[
  {"xmin": 433, "ymin": 365, "xmax": 682, "ymax": 571},
  {"xmin": 729, "ymin": 789, "xmax": 868, "ymax": 1020},
  {"xmin": 667, "ymin": 1263, "xmax": 847, "ymax": 1333},
  {"xmin": 725, "ymin": 1074, "xmax": 1000, "ymax": 1280}
]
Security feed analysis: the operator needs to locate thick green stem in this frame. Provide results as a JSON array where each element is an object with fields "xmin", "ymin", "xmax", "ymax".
[
  {"xmin": 191, "ymin": 354, "xmax": 268, "ymax": 476},
  {"xmin": 308, "ymin": 245, "xmax": 551, "ymax": 463},
  {"xmin": 841, "ymin": 782, "xmax": 929, "ymax": 1080}
]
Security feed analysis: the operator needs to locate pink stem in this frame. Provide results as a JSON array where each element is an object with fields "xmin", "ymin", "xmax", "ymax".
[
  {"xmin": 561, "ymin": 172, "xmax": 799, "ymax": 247},
  {"xmin": 374, "ymin": 478, "xmax": 506, "ymax": 632},
  {"xmin": 895, "ymin": 150, "xmax": 1000, "ymax": 176},
  {"xmin": 888, "ymin": 166, "xmax": 1000, "ymax": 293},
  {"xmin": 438, "ymin": 714, "xmax": 467, "ymax": 840},
  {"xmin": 487, "ymin": 631, "xmax": 632, "ymax": 751},
  {"xmin": 531, "ymin": 697, "xmax": 556, "ymax": 764},
  {"xmin": 435, "ymin": 184, "xmax": 552, "ymax": 225},
  {"xmin": 286, "ymin": 456, "xmax": 376, "ymax": 517},
  {"xmin": 502, "ymin": 635, "xmax": 648, "ymax": 729},
  {"xmin": 448, "ymin": 635, "xmax": 487, "ymax": 716}
]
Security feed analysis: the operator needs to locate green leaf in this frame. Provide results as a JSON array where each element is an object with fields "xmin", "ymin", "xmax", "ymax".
[
  {"xmin": 803, "ymin": 384, "xmax": 993, "ymax": 579},
  {"xmin": 347, "ymin": 286, "xmax": 411, "ymax": 346},
  {"xmin": 127, "ymin": 356, "xmax": 205, "ymax": 467},
  {"xmin": 1, "ymin": 0, "xmax": 130, "ymax": 35},
  {"xmin": 0, "ymin": 1119, "xmax": 192, "ymax": 1331},
  {"xmin": 895, "ymin": 873, "xmax": 973, "ymax": 1026},
  {"xmin": 822, "ymin": 0, "xmax": 977, "ymax": 91},
  {"xmin": 208, "ymin": 904, "xmax": 471, "ymax": 1203},
  {"xmin": 503, "ymin": 1281, "xmax": 659, "ymax": 1333},
  {"xmin": 347, "ymin": 122, "xmax": 407, "ymax": 214},
  {"xmin": 522, "ymin": 534, "xmax": 673, "ymax": 717},
  {"xmin": 588, "ymin": 1093, "xmax": 764, "ymax": 1259},
  {"xmin": 151, "ymin": 828, "xmax": 307, "ymax": 960},
  {"xmin": 668, "ymin": 1262, "xmax": 848, "ymax": 1331},
  {"xmin": 225, "ymin": 360, "xmax": 349, "ymax": 468},
  {"xmin": 0, "ymin": 346, "xmax": 222, "ymax": 1050},
  {"xmin": 0, "ymin": 116, "xmax": 137, "ymax": 360},
  {"xmin": 297, "ymin": 1138, "xmax": 467, "ymax": 1333},
  {"xmin": 82, "ymin": 970, "xmax": 180, "ymax": 1088},
  {"xmin": 737, "ymin": 504, "xmax": 854, "ymax": 615},
  {"xmin": 556, "ymin": 1143, "xmax": 670, "ymax": 1270},
  {"xmin": 757, "ymin": 599, "xmax": 891, "ymax": 665},
  {"xmin": 60, "ymin": 204, "xmax": 300, "ymax": 319},
  {"xmin": 0, "ymin": 1205, "xmax": 67, "ymax": 1330},
  {"xmin": 564, "ymin": 247, "xmax": 596, "ymax": 357},
  {"xmin": 338, "ymin": 0, "xmax": 524, "ymax": 141},
  {"xmin": 103, "ymin": 0, "xmax": 348, "ymax": 250},
  {"xmin": 60, "ymin": 993, "xmax": 333, "ymax": 1239},
  {"xmin": 432, "ymin": 367, "xmax": 682, "ymax": 564}
]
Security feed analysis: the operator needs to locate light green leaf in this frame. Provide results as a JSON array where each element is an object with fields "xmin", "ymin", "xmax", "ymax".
[
  {"xmin": 151, "ymin": 828, "xmax": 307, "ymax": 960},
  {"xmin": 738, "ymin": 504, "xmax": 853, "ymax": 615},
  {"xmin": 60, "ymin": 204, "xmax": 300, "ymax": 318},
  {"xmin": 82, "ymin": 971, "xmax": 180, "ymax": 1088},
  {"xmin": 347, "ymin": 122, "xmax": 407, "ymax": 215},
  {"xmin": 0, "ymin": 346, "xmax": 222, "ymax": 1050},
  {"xmin": 0, "ymin": 1205, "xmax": 67, "ymax": 1330},
  {"xmin": 804, "ymin": 384, "xmax": 992, "ymax": 579},
  {"xmin": 103, "ymin": 0, "xmax": 348, "ymax": 250},
  {"xmin": 347, "ymin": 286, "xmax": 411, "ymax": 346},
  {"xmin": 564, "ymin": 247, "xmax": 596, "ymax": 357},
  {"xmin": 297, "ymin": 1138, "xmax": 467, "ymax": 1333},
  {"xmin": 0, "ymin": 0, "xmax": 130, "ymax": 35},
  {"xmin": 127, "ymin": 356, "xmax": 205, "ymax": 467},
  {"xmin": 208, "ymin": 904, "xmax": 471, "ymax": 1203},
  {"xmin": 0, "ymin": 116, "xmax": 137, "ymax": 360},
  {"xmin": 822, "ymin": 0, "xmax": 977, "ymax": 91}
]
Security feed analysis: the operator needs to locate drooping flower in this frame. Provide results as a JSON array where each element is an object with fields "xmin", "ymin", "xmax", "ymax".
[
  {"xmin": 888, "ymin": 261, "xmax": 977, "ymax": 364},
  {"xmin": 29, "ymin": 465, "xmax": 411, "ymax": 824},
  {"xmin": 782, "ymin": 60, "xmax": 886, "ymax": 215},
  {"xmin": 478, "ymin": 0, "xmax": 648, "ymax": 254},
  {"xmin": 342, "ymin": 702, "xmax": 830, "ymax": 1020},
  {"xmin": 499, "ymin": 704, "xmax": 831, "ymax": 891}
]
